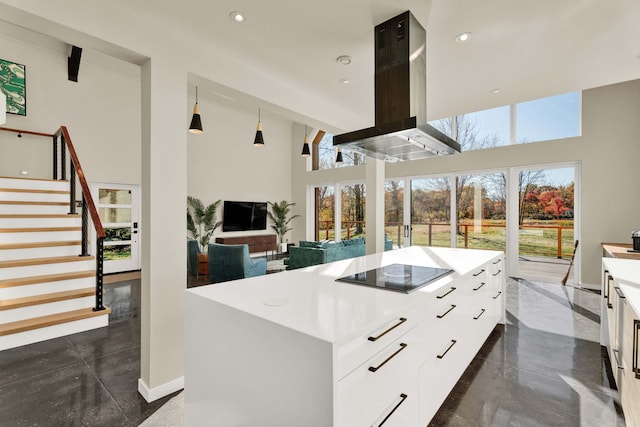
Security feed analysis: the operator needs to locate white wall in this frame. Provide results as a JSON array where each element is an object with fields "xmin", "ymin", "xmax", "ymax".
[
  {"xmin": 187, "ymin": 95, "xmax": 294, "ymax": 241},
  {"xmin": 291, "ymin": 79, "xmax": 640, "ymax": 285},
  {"xmin": 0, "ymin": 23, "xmax": 141, "ymax": 185}
]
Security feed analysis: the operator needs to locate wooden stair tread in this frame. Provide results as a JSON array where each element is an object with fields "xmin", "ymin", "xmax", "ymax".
[
  {"xmin": 0, "ymin": 201, "xmax": 69, "ymax": 206},
  {"xmin": 0, "ymin": 188, "xmax": 69, "ymax": 194},
  {"xmin": 0, "ymin": 270, "xmax": 96, "ymax": 288},
  {"xmin": 0, "ymin": 176, "xmax": 68, "ymax": 183},
  {"xmin": 0, "ymin": 255, "xmax": 95, "ymax": 268},
  {"xmin": 0, "ymin": 306, "xmax": 110, "ymax": 336},
  {"xmin": 0, "ymin": 214, "xmax": 80, "ymax": 218},
  {"xmin": 0, "ymin": 240, "xmax": 81, "ymax": 250},
  {"xmin": 0, "ymin": 287, "xmax": 95, "ymax": 311},
  {"xmin": 0, "ymin": 226, "xmax": 81, "ymax": 233}
]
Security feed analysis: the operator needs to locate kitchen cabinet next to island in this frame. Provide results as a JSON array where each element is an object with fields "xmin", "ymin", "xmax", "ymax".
[{"xmin": 184, "ymin": 246, "xmax": 505, "ymax": 427}]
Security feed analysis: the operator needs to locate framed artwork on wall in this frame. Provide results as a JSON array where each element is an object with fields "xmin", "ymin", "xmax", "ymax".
[{"xmin": 0, "ymin": 59, "xmax": 26, "ymax": 116}]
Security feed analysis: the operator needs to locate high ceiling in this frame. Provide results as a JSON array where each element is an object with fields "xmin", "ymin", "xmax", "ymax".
[
  {"xmin": 129, "ymin": 0, "xmax": 640, "ymax": 129},
  {"xmin": 3, "ymin": 0, "xmax": 640, "ymax": 132}
]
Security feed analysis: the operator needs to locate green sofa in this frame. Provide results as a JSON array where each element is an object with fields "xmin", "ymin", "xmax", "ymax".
[{"xmin": 285, "ymin": 236, "xmax": 393, "ymax": 270}]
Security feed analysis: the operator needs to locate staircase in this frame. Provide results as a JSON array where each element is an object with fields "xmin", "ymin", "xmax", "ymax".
[{"xmin": 0, "ymin": 176, "xmax": 110, "ymax": 351}]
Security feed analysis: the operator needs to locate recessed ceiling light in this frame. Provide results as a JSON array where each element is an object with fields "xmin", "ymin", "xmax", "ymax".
[
  {"xmin": 490, "ymin": 88, "xmax": 502, "ymax": 94},
  {"xmin": 339, "ymin": 78, "xmax": 351, "ymax": 84},
  {"xmin": 336, "ymin": 55, "xmax": 352, "ymax": 65},
  {"xmin": 19, "ymin": 170, "xmax": 28, "ymax": 175},
  {"xmin": 229, "ymin": 11, "xmax": 245, "ymax": 23},
  {"xmin": 455, "ymin": 32, "xmax": 471, "ymax": 43}
]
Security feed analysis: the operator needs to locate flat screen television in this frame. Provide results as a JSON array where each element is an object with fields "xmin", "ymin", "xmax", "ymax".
[{"xmin": 222, "ymin": 201, "xmax": 268, "ymax": 232}]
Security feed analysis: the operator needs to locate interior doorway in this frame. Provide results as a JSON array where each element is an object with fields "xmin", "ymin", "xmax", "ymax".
[{"xmin": 91, "ymin": 183, "xmax": 141, "ymax": 274}]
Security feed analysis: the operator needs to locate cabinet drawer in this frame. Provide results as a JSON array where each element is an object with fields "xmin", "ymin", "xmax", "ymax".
[
  {"xmin": 337, "ymin": 326, "xmax": 419, "ymax": 427},
  {"xmin": 418, "ymin": 334, "xmax": 476, "ymax": 426},
  {"xmin": 336, "ymin": 307, "xmax": 419, "ymax": 380}
]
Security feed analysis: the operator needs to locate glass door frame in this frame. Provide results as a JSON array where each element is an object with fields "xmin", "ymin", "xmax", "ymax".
[{"xmin": 506, "ymin": 162, "xmax": 580, "ymax": 284}]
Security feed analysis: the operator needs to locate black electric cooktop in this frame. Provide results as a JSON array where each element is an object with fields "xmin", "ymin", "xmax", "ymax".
[{"xmin": 336, "ymin": 263, "xmax": 454, "ymax": 294}]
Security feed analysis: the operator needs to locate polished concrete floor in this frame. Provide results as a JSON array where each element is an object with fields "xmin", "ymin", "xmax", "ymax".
[{"xmin": 0, "ymin": 276, "xmax": 627, "ymax": 426}]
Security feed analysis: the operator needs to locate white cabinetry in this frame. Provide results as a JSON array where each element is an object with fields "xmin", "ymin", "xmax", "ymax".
[
  {"xmin": 185, "ymin": 247, "xmax": 505, "ymax": 427},
  {"xmin": 601, "ymin": 258, "xmax": 640, "ymax": 427}
]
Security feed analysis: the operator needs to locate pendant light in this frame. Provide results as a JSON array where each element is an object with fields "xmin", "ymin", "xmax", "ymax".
[
  {"xmin": 0, "ymin": 90, "xmax": 6, "ymax": 125},
  {"xmin": 253, "ymin": 108, "xmax": 264, "ymax": 147},
  {"xmin": 335, "ymin": 147, "xmax": 344, "ymax": 165},
  {"xmin": 188, "ymin": 86, "xmax": 203, "ymax": 134},
  {"xmin": 301, "ymin": 124, "xmax": 311, "ymax": 157}
]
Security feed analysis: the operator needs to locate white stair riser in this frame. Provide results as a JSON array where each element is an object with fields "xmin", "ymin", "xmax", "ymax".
[
  {"xmin": 0, "ymin": 192, "xmax": 69, "ymax": 203},
  {"xmin": 0, "ymin": 204, "xmax": 71, "ymax": 214},
  {"xmin": 0, "ymin": 230, "xmax": 80, "ymax": 244},
  {"xmin": 0, "ymin": 217, "xmax": 81, "ymax": 228},
  {"xmin": 0, "ymin": 276, "xmax": 95, "ymax": 300},
  {"xmin": 0, "ymin": 296, "xmax": 95, "ymax": 323},
  {"xmin": 0, "ymin": 245, "xmax": 82, "ymax": 261},
  {"xmin": 0, "ymin": 260, "xmax": 95, "ymax": 280},
  {"xmin": 0, "ymin": 314, "xmax": 108, "ymax": 351},
  {"xmin": 0, "ymin": 178, "xmax": 68, "ymax": 191}
]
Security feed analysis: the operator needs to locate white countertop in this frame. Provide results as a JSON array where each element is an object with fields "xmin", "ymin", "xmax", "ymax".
[
  {"xmin": 186, "ymin": 246, "xmax": 501, "ymax": 346},
  {"xmin": 603, "ymin": 257, "xmax": 640, "ymax": 315}
]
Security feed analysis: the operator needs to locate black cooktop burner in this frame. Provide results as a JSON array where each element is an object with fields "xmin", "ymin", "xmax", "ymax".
[{"xmin": 336, "ymin": 263, "xmax": 454, "ymax": 294}]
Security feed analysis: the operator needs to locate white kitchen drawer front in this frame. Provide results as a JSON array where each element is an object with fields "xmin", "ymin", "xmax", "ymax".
[
  {"xmin": 336, "ymin": 307, "xmax": 420, "ymax": 380},
  {"xmin": 418, "ymin": 334, "xmax": 476, "ymax": 426},
  {"xmin": 337, "ymin": 326, "xmax": 420, "ymax": 427}
]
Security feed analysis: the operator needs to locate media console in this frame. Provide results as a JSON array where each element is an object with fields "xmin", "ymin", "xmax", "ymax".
[{"xmin": 215, "ymin": 234, "xmax": 277, "ymax": 254}]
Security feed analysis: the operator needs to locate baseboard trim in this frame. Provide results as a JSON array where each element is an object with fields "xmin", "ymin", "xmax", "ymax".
[{"xmin": 138, "ymin": 376, "xmax": 184, "ymax": 403}]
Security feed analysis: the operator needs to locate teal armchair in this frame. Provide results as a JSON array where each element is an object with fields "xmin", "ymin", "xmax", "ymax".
[
  {"xmin": 187, "ymin": 239, "xmax": 200, "ymax": 276},
  {"xmin": 208, "ymin": 243, "xmax": 267, "ymax": 283}
]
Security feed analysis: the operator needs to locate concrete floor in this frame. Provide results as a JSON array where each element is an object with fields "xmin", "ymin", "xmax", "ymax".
[{"xmin": 0, "ymin": 275, "xmax": 625, "ymax": 426}]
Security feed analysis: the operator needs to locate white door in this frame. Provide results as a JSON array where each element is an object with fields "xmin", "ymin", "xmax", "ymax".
[{"xmin": 91, "ymin": 183, "xmax": 141, "ymax": 274}]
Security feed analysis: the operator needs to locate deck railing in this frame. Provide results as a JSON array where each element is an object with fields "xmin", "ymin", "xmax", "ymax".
[{"xmin": 318, "ymin": 220, "xmax": 574, "ymax": 259}]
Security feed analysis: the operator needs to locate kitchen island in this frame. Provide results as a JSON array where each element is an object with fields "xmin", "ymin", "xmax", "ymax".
[{"xmin": 184, "ymin": 246, "xmax": 505, "ymax": 426}]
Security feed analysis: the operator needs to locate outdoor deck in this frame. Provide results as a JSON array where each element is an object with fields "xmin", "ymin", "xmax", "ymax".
[{"xmin": 517, "ymin": 256, "xmax": 573, "ymax": 285}]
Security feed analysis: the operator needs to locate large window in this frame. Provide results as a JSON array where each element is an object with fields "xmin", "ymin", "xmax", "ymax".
[
  {"xmin": 385, "ymin": 180, "xmax": 405, "ymax": 248},
  {"xmin": 315, "ymin": 186, "xmax": 335, "ymax": 240},
  {"xmin": 411, "ymin": 177, "xmax": 451, "ymax": 247},
  {"xmin": 317, "ymin": 133, "xmax": 366, "ymax": 169},
  {"xmin": 341, "ymin": 183, "xmax": 365, "ymax": 240},
  {"xmin": 516, "ymin": 92, "xmax": 581, "ymax": 143},
  {"xmin": 429, "ymin": 91, "xmax": 581, "ymax": 151}
]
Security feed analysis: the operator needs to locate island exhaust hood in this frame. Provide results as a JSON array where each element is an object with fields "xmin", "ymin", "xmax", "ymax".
[{"xmin": 333, "ymin": 11, "xmax": 461, "ymax": 162}]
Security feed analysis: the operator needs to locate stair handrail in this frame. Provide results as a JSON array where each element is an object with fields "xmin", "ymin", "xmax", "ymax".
[
  {"xmin": 53, "ymin": 126, "xmax": 106, "ymax": 312},
  {"xmin": 0, "ymin": 125, "xmax": 106, "ymax": 312}
]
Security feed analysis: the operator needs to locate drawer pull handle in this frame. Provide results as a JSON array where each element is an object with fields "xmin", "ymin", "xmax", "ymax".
[
  {"xmin": 368, "ymin": 318, "xmax": 407, "ymax": 342},
  {"xmin": 492, "ymin": 291, "xmax": 502, "ymax": 300},
  {"xmin": 473, "ymin": 282, "xmax": 486, "ymax": 291},
  {"xmin": 492, "ymin": 259, "xmax": 502, "ymax": 265},
  {"xmin": 473, "ymin": 269, "xmax": 485, "ymax": 277},
  {"xmin": 437, "ymin": 339, "xmax": 457, "ymax": 359},
  {"xmin": 634, "ymin": 320, "xmax": 640, "ymax": 379},
  {"xmin": 437, "ymin": 304, "xmax": 456, "ymax": 319},
  {"xmin": 436, "ymin": 287, "xmax": 456, "ymax": 299},
  {"xmin": 376, "ymin": 393, "xmax": 408, "ymax": 426},
  {"xmin": 492, "ymin": 270, "xmax": 502, "ymax": 276},
  {"xmin": 614, "ymin": 287, "xmax": 626, "ymax": 299},
  {"xmin": 607, "ymin": 275, "xmax": 613, "ymax": 309},
  {"xmin": 368, "ymin": 343, "xmax": 407, "ymax": 373},
  {"xmin": 474, "ymin": 309, "xmax": 486, "ymax": 320}
]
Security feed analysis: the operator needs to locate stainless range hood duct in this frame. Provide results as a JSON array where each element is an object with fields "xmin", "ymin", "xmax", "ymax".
[{"xmin": 333, "ymin": 11, "xmax": 460, "ymax": 162}]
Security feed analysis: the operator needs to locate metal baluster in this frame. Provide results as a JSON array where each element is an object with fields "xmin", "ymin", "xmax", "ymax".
[
  {"xmin": 69, "ymin": 162, "xmax": 77, "ymax": 214},
  {"xmin": 93, "ymin": 237, "xmax": 105, "ymax": 312},
  {"xmin": 81, "ymin": 194, "xmax": 89, "ymax": 256},
  {"xmin": 52, "ymin": 134, "xmax": 58, "ymax": 180}
]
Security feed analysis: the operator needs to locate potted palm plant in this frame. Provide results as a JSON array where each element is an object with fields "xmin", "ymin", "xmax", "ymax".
[
  {"xmin": 187, "ymin": 196, "xmax": 222, "ymax": 251},
  {"xmin": 268, "ymin": 200, "xmax": 300, "ymax": 253}
]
